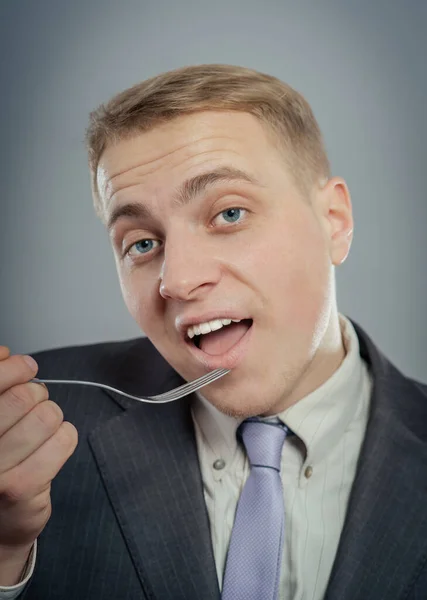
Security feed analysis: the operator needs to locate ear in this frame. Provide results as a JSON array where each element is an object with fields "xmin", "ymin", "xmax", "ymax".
[{"xmin": 315, "ymin": 177, "xmax": 354, "ymax": 266}]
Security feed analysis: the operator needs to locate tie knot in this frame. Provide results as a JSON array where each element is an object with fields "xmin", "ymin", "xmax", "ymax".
[{"xmin": 238, "ymin": 419, "xmax": 289, "ymax": 471}]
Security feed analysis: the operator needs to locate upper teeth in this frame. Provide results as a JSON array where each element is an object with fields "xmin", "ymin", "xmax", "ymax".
[{"xmin": 187, "ymin": 318, "xmax": 241, "ymax": 339}]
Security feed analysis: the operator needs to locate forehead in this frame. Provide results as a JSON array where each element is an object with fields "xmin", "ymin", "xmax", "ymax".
[{"xmin": 97, "ymin": 111, "xmax": 282, "ymax": 204}]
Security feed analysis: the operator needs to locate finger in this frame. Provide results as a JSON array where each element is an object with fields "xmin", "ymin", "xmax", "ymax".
[
  {"xmin": 0, "ymin": 401, "xmax": 64, "ymax": 473},
  {"xmin": 0, "ymin": 382, "xmax": 50, "ymax": 437},
  {"xmin": 0, "ymin": 354, "xmax": 39, "ymax": 395},
  {"xmin": 0, "ymin": 422, "xmax": 78, "ymax": 501},
  {"xmin": 0, "ymin": 346, "xmax": 11, "ymax": 360}
]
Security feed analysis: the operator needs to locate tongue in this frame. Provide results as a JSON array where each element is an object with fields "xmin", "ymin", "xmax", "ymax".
[{"xmin": 199, "ymin": 322, "xmax": 250, "ymax": 356}]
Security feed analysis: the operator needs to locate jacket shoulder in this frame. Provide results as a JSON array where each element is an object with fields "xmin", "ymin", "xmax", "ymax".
[
  {"xmin": 28, "ymin": 336, "xmax": 166, "ymax": 382},
  {"xmin": 412, "ymin": 378, "xmax": 427, "ymax": 396},
  {"xmin": 30, "ymin": 336, "xmax": 154, "ymax": 362}
]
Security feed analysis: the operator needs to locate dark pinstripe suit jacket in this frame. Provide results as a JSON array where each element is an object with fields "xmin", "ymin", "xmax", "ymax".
[{"xmin": 21, "ymin": 320, "xmax": 427, "ymax": 600}]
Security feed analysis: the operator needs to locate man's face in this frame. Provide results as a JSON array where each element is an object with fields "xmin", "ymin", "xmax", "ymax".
[{"xmin": 99, "ymin": 111, "xmax": 353, "ymax": 417}]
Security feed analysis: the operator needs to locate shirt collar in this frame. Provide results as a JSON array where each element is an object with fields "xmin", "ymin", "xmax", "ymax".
[
  {"xmin": 192, "ymin": 314, "xmax": 367, "ymax": 468},
  {"xmin": 279, "ymin": 314, "xmax": 366, "ymax": 467}
]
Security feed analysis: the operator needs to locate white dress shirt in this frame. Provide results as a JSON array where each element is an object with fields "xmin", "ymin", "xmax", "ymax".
[
  {"xmin": 0, "ymin": 542, "xmax": 36, "ymax": 599},
  {"xmin": 0, "ymin": 315, "xmax": 372, "ymax": 599}
]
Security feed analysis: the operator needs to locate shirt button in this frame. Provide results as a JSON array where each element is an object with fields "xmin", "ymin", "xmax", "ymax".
[
  {"xmin": 213, "ymin": 458, "xmax": 226, "ymax": 470},
  {"xmin": 304, "ymin": 466, "xmax": 313, "ymax": 479}
]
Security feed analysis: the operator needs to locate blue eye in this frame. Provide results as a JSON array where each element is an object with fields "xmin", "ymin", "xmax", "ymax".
[
  {"xmin": 128, "ymin": 239, "xmax": 159, "ymax": 257},
  {"xmin": 135, "ymin": 240, "xmax": 155, "ymax": 253},
  {"xmin": 221, "ymin": 208, "xmax": 242, "ymax": 223}
]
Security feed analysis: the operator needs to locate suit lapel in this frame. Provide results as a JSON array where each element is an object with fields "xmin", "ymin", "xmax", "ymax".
[
  {"xmin": 88, "ymin": 362, "xmax": 220, "ymax": 600},
  {"xmin": 325, "ymin": 323, "xmax": 427, "ymax": 600},
  {"xmin": 83, "ymin": 325, "xmax": 427, "ymax": 599}
]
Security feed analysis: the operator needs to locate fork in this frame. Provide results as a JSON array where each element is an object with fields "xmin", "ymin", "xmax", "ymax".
[{"xmin": 30, "ymin": 368, "xmax": 230, "ymax": 404}]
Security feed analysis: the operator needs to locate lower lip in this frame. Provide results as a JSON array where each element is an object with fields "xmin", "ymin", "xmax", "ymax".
[{"xmin": 185, "ymin": 323, "xmax": 253, "ymax": 370}]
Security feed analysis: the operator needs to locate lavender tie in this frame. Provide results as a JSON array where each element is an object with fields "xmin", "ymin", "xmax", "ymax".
[{"xmin": 221, "ymin": 418, "xmax": 289, "ymax": 600}]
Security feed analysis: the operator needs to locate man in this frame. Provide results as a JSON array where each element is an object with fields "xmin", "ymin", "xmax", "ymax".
[{"xmin": 0, "ymin": 64, "xmax": 426, "ymax": 600}]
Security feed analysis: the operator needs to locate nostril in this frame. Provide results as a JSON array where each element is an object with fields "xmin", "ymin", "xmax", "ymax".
[{"xmin": 159, "ymin": 280, "xmax": 171, "ymax": 300}]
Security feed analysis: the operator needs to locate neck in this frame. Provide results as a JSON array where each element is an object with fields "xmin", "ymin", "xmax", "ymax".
[{"xmin": 265, "ymin": 306, "xmax": 346, "ymax": 415}]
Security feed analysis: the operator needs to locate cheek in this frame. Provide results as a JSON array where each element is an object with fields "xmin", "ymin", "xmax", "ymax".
[
  {"xmin": 117, "ymin": 269, "xmax": 163, "ymax": 331},
  {"xmin": 256, "ymin": 213, "xmax": 331, "ymax": 319},
  {"xmin": 285, "ymin": 239, "xmax": 332, "ymax": 326}
]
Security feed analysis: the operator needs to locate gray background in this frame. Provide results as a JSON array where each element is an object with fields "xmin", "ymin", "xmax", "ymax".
[{"xmin": 1, "ymin": 0, "xmax": 426, "ymax": 381}]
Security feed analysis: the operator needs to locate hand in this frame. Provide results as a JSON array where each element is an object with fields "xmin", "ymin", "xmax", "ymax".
[{"xmin": 0, "ymin": 346, "xmax": 78, "ymax": 585}]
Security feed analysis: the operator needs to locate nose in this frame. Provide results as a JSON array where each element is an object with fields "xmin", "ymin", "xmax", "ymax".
[{"xmin": 159, "ymin": 234, "xmax": 221, "ymax": 301}]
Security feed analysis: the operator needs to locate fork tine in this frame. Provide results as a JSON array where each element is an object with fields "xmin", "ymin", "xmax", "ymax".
[
  {"xmin": 150, "ymin": 368, "xmax": 228, "ymax": 401},
  {"xmin": 156, "ymin": 373, "xmax": 225, "ymax": 402},
  {"xmin": 151, "ymin": 368, "xmax": 230, "ymax": 401},
  {"xmin": 180, "ymin": 368, "xmax": 229, "ymax": 392}
]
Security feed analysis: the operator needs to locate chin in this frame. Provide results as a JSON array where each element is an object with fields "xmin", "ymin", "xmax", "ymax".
[
  {"xmin": 199, "ymin": 361, "xmax": 304, "ymax": 417},
  {"xmin": 201, "ymin": 388, "xmax": 280, "ymax": 419}
]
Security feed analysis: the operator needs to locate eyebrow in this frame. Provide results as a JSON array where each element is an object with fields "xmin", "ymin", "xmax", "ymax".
[{"xmin": 106, "ymin": 166, "xmax": 260, "ymax": 232}]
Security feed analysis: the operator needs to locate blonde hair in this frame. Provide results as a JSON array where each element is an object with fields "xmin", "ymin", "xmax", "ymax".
[{"xmin": 86, "ymin": 64, "xmax": 331, "ymax": 217}]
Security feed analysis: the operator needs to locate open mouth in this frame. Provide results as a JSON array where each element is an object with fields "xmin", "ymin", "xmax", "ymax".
[{"xmin": 187, "ymin": 318, "xmax": 253, "ymax": 357}]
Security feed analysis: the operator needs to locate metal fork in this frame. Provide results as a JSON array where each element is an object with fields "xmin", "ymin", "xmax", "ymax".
[{"xmin": 30, "ymin": 368, "xmax": 230, "ymax": 404}]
